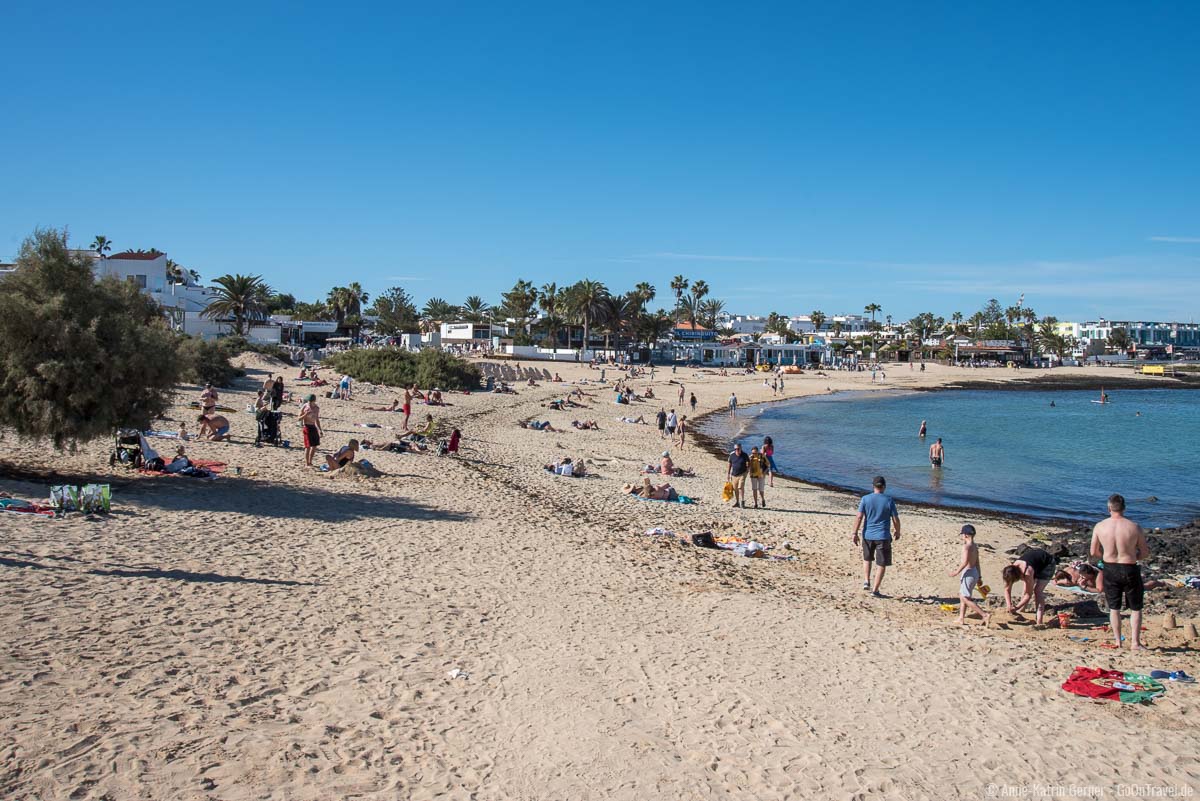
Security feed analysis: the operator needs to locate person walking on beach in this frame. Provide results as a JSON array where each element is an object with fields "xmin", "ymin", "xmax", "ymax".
[
  {"xmin": 666, "ymin": 408, "xmax": 678, "ymax": 440},
  {"xmin": 689, "ymin": 392, "xmax": 697, "ymax": 413},
  {"xmin": 748, "ymin": 445, "xmax": 769, "ymax": 508},
  {"xmin": 678, "ymin": 383, "xmax": 685, "ymax": 404},
  {"xmin": 728, "ymin": 392, "xmax": 738, "ymax": 417},
  {"xmin": 656, "ymin": 407, "xmax": 667, "ymax": 438},
  {"xmin": 948, "ymin": 524, "xmax": 990, "ymax": 626},
  {"xmin": 929, "ymin": 437, "xmax": 944, "ymax": 468},
  {"xmin": 727, "ymin": 443, "xmax": 749, "ymax": 508},
  {"xmin": 675, "ymin": 415, "xmax": 687, "ymax": 449},
  {"xmin": 762, "ymin": 436, "xmax": 777, "ymax": 487},
  {"xmin": 1002, "ymin": 547, "xmax": 1055, "ymax": 626},
  {"xmin": 851, "ymin": 475, "xmax": 900, "ymax": 597},
  {"xmin": 271, "ymin": 376, "xmax": 285, "ymax": 411},
  {"xmin": 1090, "ymin": 493, "xmax": 1150, "ymax": 651},
  {"xmin": 918, "ymin": 420, "xmax": 927, "ymax": 438},
  {"xmin": 299, "ymin": 393, "xmax": 323, "ymax": 467}
]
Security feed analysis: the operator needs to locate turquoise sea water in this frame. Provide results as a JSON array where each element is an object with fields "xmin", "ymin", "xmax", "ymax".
[{"xmin": 703, "ymin": 389, "xmax": 1200, "ymax": 528}]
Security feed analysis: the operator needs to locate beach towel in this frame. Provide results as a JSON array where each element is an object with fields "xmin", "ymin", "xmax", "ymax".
[
  {"xmin": 1062, "ymin": 667, "xmax": 1165, "ymax": 704},
  {"xmin": 143, "ymin": 430, "xmax": 182, "ymax": 439},
  {"xmin": 0, "ymin": 498, "xmax": 55, "ymax": 517}
]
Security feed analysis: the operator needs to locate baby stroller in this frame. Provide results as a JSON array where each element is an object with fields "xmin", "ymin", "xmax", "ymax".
[
  {"xmin": 110, "ymin": 429, "xmax": 144, "ymax": 468},
  {"xmin": 255, "ymin": 409, "xmax": 284, "ymax": 447}
]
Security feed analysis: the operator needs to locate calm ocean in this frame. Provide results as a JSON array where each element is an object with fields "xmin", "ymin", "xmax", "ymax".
[{"xmin": 702, "ymin": 388, "xmax": 1200, "ymax": 528}]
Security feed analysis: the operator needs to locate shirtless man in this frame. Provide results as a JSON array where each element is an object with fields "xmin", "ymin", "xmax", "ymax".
[
  {"xmin": 1090, "ymin": 493, "xmax": 1150, "ymax": 651},
  {"xmin": 196, "ymin": 413, "xmax": 230, "ymax": 441},
  {"xmin": 402, "ymin": 385, "xmax": 421, "ymax": 430},
  {"xmin": 929, "ymin": 437, "xmax": 944, "ymax": 468},
  {"xmin": 299, "ymin": 394, "xmax": 323, "ymax": 467}
]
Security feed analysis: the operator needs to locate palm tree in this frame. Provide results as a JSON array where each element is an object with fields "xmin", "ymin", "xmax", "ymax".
[
  {"xmin": 538, "ymin": 283, "xmax": 563, "ymax": 346},
  {"xmin": 188, "ymin": 269, "xmax": 202, "ymax": 283},
  {"xmin": 326, "ymin": 287, "xmax": 354, "ymax": 325},
  {"xmin": 203, "ymin": 274, "xmax": 272, "ymax": 335},
  {"xmin": 677, "ymin": 294, "xmax": 701, "ymax": 333},
  {"xmin": 165, "ymin": 259, "xmax": 184, "ymax": 284},
  {"xmin": 90, "ymin": 235, "xmax": 112, "ymax": 258},
  {"xmin": 637, "ymin": 310, "xmax": 675, "ymax": 348},
  {"xmin": 699, "ymin": 298, "xmax": 725, "ymax": 331},
  {"xmin": 348, "ymin": 282, "xmax": 369, "ymax": 315},
  {"xmin": 670, "ymin": 275, "xmax": 689, "ymax": 317},
  {"xmin": 634, "ymin": 282, "xmax": 656, "ymax": 311},
  {"xmin": 599, "ymin": 293, "xmax": 637, "ymax": 352},
  {"xmin": 461, "ymin": 295, "xmax": 491, "ymax": 323},
  {"xmin": 864, "ymin": 303, "xmax": 882, "ymax": 325},
  {"xmin": 810, "ymin": 310, "xmax": 826, "ymax": 335},
  {"xmin": 566, "ymin": 279, "xmax": 609, "ymax": 354},
  {"xmin": 422, "ymin": 297, "xmax": 458, "ymax": 322},
  {"xmin": 951, "ymin": 311, "xmax": 964, "ymax": 332},
  {"xmin": 690, "ymin": 280, "xmax": 709, "ymax": 303},
  {"xmin": 832, "ymin": 319, "xmax": 844, "ymax": 339}
]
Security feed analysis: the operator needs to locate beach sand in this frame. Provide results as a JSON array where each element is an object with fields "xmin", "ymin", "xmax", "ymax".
[{"xmin": 2, "ymin": 357, "xmax": 1198, "ymax": 800}]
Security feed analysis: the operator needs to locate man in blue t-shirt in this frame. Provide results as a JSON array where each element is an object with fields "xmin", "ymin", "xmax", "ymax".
[{"xmin": 851, "ymin": 475, "xmax": 901, "ymax": 596}]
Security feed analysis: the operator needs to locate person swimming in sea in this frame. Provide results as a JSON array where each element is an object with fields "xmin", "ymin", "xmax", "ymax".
[
  {"xmin": 1049, "ymin": 401, "xmax": 1056, "ymax": 407},
  {"xmin": 918, "ymin": 420, "xmax": 927, "ymax": 438}
]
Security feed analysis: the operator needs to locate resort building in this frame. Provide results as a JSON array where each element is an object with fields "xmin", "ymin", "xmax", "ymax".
[
  {"xmin": 439, "ymin": 321, "xmax": 509, "ymax": 344},
  {"xmin": 1079, "ymin": 319, "xmax": 1200, "ymax": 352}
]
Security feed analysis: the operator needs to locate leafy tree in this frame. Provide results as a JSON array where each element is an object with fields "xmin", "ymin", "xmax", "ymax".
[
  {"xmin": 498, "ymin": 279, "xmax": 539, "ymax": 335},
  {"xmin": 810, "ymin": 310, "xmax": 826, "ymax": 334},
  {"xmin": 90, "ymin": 235, "xmax": 113, "ymax": 258},
  {"xmin": 204, "ymin": 274, "xmax": 272, "ymax": 335},
  {"xmin": 0, "ymin": 228, "xmax": 179, "ymax": 449},
  {"xmin": 1107, "ymin": 327, "xmax": 1132, "ymax": 353},
  {"xmin": 175, "ymin": 335, "xmax": 243, "ymax": 386},
  {"xmin": 369, "ymin": 287, "xmax": 420, "ymax": 335}
]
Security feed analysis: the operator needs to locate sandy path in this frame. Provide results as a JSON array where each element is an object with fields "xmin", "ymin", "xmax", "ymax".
[{"xmin": 1, "ymin": 358, "xmax": 1197, "ymax": 800}]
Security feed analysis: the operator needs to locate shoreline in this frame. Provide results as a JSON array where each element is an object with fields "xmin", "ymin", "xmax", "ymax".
[{"xmin": 689, "ymin": 383, "xmax": 1198, "ymax": 534}]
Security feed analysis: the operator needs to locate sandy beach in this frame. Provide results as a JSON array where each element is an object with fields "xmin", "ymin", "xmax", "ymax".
[{"xmin": 2, "ymin": 357, "xmax": 1198, "ymax": 800}]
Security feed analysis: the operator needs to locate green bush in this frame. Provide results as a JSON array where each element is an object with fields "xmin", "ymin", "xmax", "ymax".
[
  {"xmin": 218, "ymin": 335, "xmax": 294, "ymax": 364},
  {"xmin": 323, "ymin": 348, "xmax": 481, "ymax": 390},
  {"xmin": 175, "ymin": 336, "xmax": 243, "ymax": 387}
]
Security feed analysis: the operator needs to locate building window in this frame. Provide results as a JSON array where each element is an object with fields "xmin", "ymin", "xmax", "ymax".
[{"xmin": 130, "ymin": 274, "xmax": 147, "ymax": 289}]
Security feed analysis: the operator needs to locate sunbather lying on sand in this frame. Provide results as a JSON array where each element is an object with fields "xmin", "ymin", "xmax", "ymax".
[
  {"xmin": 544, "ymin": 457, "xmax": 587, "ymax": 477},
  {"xmin": 1054, "ymin": 561, "xmax": 1164, "ymax": 593},
  {"xmin": 365, "ymin": 399, "xmax": 400, "ymax": 412},
  {"xmin": 618, "ymin": 415, "xmax": 647, "ymax": 424},
  {"xmin": 572, "ymin": 420, "xmax": 599, "ymax": 430},
  {"xmin": 521, "ymin": 420, "xmax": 557, "ymax": 431},
  {"xmin": 623, "ymin": 477, "xmax": 674, "ymax": 500}
]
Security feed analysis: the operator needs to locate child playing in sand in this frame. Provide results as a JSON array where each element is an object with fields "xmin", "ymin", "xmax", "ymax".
[{"xmin": 947, "ymin": 524, "xmax": 990, "ymax": 626}]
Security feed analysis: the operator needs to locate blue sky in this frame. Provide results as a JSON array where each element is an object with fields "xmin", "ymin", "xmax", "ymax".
[{"xmin": 3, "ymin": 1, "xmax": 1198, "ymax": 322}]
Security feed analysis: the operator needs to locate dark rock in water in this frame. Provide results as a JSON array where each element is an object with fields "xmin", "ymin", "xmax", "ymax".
[{"xmin": 1146, "ymin": 496, "xmax": 1159, "ymax": 503}]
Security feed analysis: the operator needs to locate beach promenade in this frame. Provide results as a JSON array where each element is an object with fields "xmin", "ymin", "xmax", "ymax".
[{"xmin": 1, "ymin": 357, "xmax": 1197, "ymax": 800}]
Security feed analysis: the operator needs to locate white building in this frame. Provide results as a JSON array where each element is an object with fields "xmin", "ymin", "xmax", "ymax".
[{"xmin": 439, "ymin": 321, "xmax": 509, "ymax": 343}]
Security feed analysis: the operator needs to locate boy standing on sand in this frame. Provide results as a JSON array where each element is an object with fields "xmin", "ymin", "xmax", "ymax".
[
  {"xmin": 947, "ymin": 524, "xmax": 990, "ymax": 626},
  {"xmin": 1090, "ymin": 493, "xmax": 1150, "ymax": 651}
]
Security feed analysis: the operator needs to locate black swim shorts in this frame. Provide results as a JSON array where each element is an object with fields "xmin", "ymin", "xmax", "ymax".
[
  {"xmin": 862, "ymin": 539, "xmax": 892, "ymax": 567},
  {"xmin": 1102, "ymin": 563, "xmax": 1144, "ymax": 611}
]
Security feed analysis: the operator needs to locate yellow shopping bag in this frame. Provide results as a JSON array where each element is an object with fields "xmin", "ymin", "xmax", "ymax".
[{"xmin": 721, "ymin": 481, "xmax": 734, "ymax": 502}]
